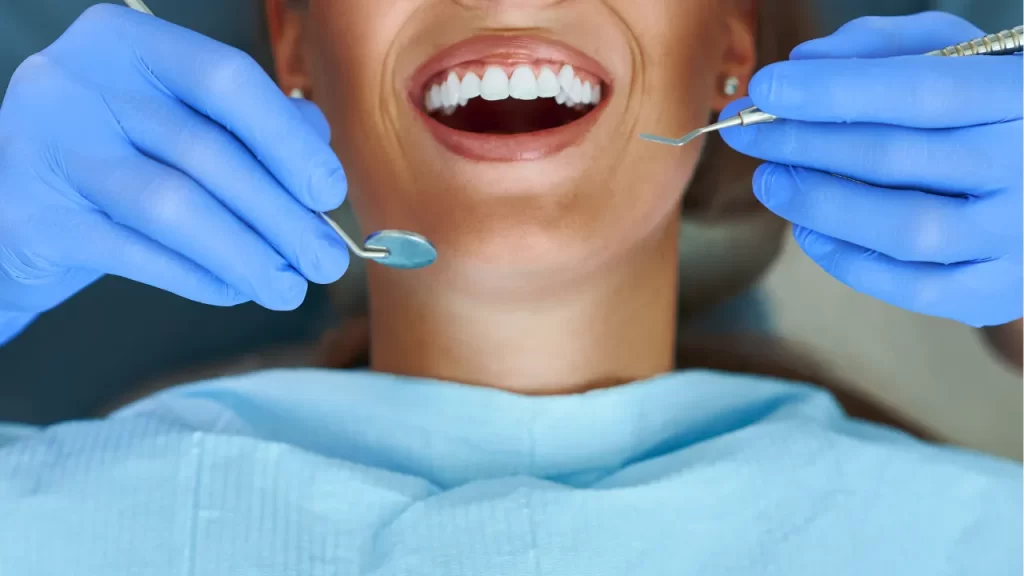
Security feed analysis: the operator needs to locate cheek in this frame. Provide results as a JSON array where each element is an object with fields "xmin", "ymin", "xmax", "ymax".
[
  {"xmin": 608, "ymin": 3, "xmax": 721, "ymax": 227},
  {"xmin": 627, "ymin": 0, "xmax": 722, "ymax": 138},
  {"xmin": 307, "ymin": 3, "xmax": 414, "ymax": 219},
  {"xmin": 610, "ymin": 139, "xmax": 702, "ymax": 236},
  {"xmin": 601, "ymin": 2, "xmax": 718, "ymax": 231},
  {"xmin": 307, "ymin": 2, "xmax": 406, "ymax": 143}
]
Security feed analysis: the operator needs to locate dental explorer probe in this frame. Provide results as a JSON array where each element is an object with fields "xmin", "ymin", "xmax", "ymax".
[
  {"xmin": 124, "ymin": 0, "xmax": 438, "ymax": 269},
  {"xmin": 640, "ymin": 25, "xmax": 1024, "ymax": 148}
]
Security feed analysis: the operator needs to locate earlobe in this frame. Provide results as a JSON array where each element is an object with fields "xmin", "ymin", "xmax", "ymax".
[
  {"xmin": 711, "ymin": 1, "xmax": 758, "ymax": 110},
  {"xmin": 265, "ymin": 0, "xmax": 312, "ymax": 97}
]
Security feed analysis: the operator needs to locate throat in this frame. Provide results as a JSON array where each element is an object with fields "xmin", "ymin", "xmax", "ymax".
[{"xmin": 365, "ymin": 231, "xmax": 680, "ymax": 395}]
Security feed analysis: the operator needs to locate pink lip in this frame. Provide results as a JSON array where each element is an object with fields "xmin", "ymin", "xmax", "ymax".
[{"xmin": 408, "ymin": 35, "xmax": 613, "ymax": 162}]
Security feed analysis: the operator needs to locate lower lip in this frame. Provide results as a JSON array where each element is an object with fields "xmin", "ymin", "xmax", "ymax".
[{"xmin": 413, "ymin": 99, "xmax": 609, "ymax": 162}]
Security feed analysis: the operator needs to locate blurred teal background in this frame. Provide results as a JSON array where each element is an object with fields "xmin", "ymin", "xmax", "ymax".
[
  {"xmin": 821, "ymin": 0, "xmax": 1019, "ymax": 32},
  {"xmin": 0, "ymin": 0, "xmax": 1020, "ymax": 424}
]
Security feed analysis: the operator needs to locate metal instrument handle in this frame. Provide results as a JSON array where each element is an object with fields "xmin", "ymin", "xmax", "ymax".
[
  {"xmin": 737, "ymin": 106, "xmax": 779, "ymax": 127},
  {"xmin": 735, "ymin": 26, "xmax": 1024, "ymax": 130},
  {"xmin": 926, "ymin": 25, "xmax": 1024, "ymax": 57},
  {"xmin": 123, "ymin": 0, "xmax": 154, "ymax": 15}
]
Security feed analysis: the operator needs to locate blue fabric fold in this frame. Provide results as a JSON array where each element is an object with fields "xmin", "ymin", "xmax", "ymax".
[{"xmin": 1, "ymin": 368, "xmax": 1019, "ymax": 575}]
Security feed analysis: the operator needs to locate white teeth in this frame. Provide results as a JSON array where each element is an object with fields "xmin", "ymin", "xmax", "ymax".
[
  {"xmin": 443, "ymin": 72, "xmax": 460, "ymax": 108},
  {"xmin": 537, "ymin": 67, "xmax": 560, "ymax": 98},
  {"xmin": 425, "ymin": 65, "xmax": 602, "ymax": 114},
  {"xmin": 461, "ymin": 72, "xmax": 481, "ymax": 101},
  {"xmin": 558, "ymin": 65, "xmax": 575, "ymax": 92},
  {"xmin": 427, "ymin": 84, "xmax": 443, "ymax": 112},
  {"xmin": 481, "ymin": 67, "xmax": 510, "ymax": 101},
  {"xmin": 570, "ymin": 77, "xmax": 583, "ymax": 103},
  {"xmin": 508, "ymin": 66, "xmax": 539, "ymax": 100}
]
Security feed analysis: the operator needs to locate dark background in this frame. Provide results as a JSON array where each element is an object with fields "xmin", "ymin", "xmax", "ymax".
[{"xmin": 0, "ymin": 0, "xmax": 1019, "ymax": 424}]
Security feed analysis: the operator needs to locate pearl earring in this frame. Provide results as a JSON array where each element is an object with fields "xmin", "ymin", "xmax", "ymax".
[
  {"xmin": 289, "ymin": 88, "xmax": 306, "ymax": 99},
  {"xmin": 723, "ymin": 77, "xmax": 739, "ymax": 96}
]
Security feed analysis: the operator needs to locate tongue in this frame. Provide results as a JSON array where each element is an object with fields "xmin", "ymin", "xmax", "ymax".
[{"xmin": 441, "ymin": 98, "xmax": 585, "ymax": 135}]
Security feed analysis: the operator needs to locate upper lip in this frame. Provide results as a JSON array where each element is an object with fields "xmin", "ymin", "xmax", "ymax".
[{"xmin": 407, "ymin": 34, "xmax": 613, "ymax": 103}]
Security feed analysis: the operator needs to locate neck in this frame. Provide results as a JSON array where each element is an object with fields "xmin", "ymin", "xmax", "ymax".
[{"xmin": 367, "ymin": 223, "xmax": 679, "ymax": 395}]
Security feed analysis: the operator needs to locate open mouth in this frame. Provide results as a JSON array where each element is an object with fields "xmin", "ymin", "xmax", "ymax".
[
  {"xmin": 410, "ymin": 36, "xmax": 612, "ymax": 161},
  {"xmin": 422, "ymin": 64, "xmax": 604, "ymax": 135}
]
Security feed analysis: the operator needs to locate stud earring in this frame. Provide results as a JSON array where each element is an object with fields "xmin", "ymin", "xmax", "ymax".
[
  {"xmin": 289, "ymin": 88, "xmax": 306, "ymax": 99},
  {"xmin": 723, "ymin": 77, "xmax": 739, "ymax": 97}
]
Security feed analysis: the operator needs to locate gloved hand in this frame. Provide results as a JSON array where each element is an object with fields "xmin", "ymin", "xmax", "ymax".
[
  {"xmin": 0, "ymin": 5, "xmax": 350, "ymax": 334},
  {"xmin": 720, "ymin": 12, "xmax": 1023, "ymax": 327}
]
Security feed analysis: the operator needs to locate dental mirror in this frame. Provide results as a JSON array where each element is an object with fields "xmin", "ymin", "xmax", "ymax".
[
  {"xmin": 318, "ymin": 213, "xmax": 437, "ymax": 270},
  {"xmin": 125, "ymin": 0, "xmax": 437, "ymax": 271}
]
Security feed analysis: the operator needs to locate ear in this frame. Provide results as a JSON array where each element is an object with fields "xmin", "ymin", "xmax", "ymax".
[
  {"xmin": 711, "ymin": 0, "xmax": 758, "ymax": 112},
  {"xmin": 265, "ymin": 0, "xmax": 312, "ymax": 97}
]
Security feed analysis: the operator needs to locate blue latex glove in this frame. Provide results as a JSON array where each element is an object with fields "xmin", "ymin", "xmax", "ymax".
[
  {"xmin": 720, "ymin": 12, "xmax": 1023, "ymax": 327},
  {"xmin": 0, "ymin": 5, "xmax": 350, "ymax": 340}
]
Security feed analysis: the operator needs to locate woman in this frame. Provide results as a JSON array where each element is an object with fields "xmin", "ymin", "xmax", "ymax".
[{"xmin": 0, "ymin": 2, "xmax": 1019, "ymax": 575}]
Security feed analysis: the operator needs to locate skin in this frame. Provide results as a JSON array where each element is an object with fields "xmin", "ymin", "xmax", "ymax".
[{"xmin": 267, "ymin": 0, "xmax": 758, "ymax": 394}]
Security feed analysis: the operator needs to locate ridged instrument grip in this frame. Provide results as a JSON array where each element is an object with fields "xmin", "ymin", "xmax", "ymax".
[{"xmin": 926, "ymin": 26, "xmax": 1024, "ymax": 57}]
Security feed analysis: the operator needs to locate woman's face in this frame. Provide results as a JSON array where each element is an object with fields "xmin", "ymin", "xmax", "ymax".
[{"xmin": 272, "ymin": 0, "xmax": 756, "ymax": 283}]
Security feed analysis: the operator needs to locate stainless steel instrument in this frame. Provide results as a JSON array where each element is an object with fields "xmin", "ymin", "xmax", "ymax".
[{"xmin": 640, "ymin": 25, "xmax": 1024, "ymax": 148}]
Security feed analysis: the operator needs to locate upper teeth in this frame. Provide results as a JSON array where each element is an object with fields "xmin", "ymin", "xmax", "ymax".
[{"xmin": 425, "ymin": 64, "xmax": 602, "ymax": 114}]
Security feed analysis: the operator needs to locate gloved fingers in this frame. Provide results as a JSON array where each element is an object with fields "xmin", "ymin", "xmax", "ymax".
[
  {"xmin": 290, "ymin": 97, "xmax": 332, "ymax": 145},
  {"xmin": 104, "ymin": 91, "xmax": 349, "ymax": 285},
  {"xmin": 68, "ymin": 150, "xmax": 309, "ymax": 311},
  {"xmin": 790, "ymin": 12, "xmax": 983, "ymax": 60},
  {"xmin": 68, "ymin": 4, "xmax": 347, "ymax": 212},
  {"xmin": 794, "ymin": 226, "xmax": 1024, "ymax": 327},
  {"xmin": 756, "ymin": 164, "xmax": 1011, "ymax": 265},
  {"xmin": 748, "ymin": 55, "xmax": 1023, "ymax": 128},
  {"xmin": 720, "ymin": 99, "xmax": 1019, "ymax": 195},
  {"xmin": 54, "ymin": 208, "xmax": 247, "ymax": 307}
]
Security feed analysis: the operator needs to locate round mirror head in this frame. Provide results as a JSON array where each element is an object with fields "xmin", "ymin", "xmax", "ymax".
[{"xmin": 364, "ymin": 230, "xmax": 437, "ymax": 270}]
